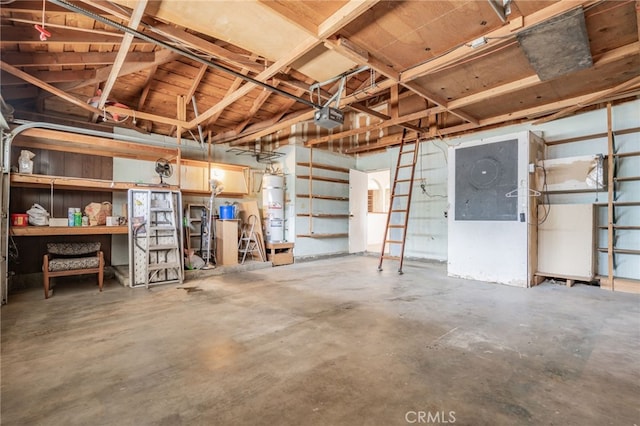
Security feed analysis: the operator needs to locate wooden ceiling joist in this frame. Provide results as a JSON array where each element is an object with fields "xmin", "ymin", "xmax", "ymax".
[{"xmin": 0, "ymin": 51, "xmax": 155, "ymax": 67}]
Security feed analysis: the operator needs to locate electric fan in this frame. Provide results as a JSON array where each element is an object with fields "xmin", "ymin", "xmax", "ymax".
[{"xmin": 154, "ymin": 158, "xmax": 173, "ymax": 185}]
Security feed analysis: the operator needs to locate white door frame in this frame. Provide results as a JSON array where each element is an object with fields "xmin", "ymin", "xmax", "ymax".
[{"xmin": 349, "ymin": 169, "xmax": 367, "ymax": 253}]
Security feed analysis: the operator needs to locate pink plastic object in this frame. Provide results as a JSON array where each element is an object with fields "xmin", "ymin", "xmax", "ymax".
[{"xmin": 34, "ymin": 24, "xmax": 51, "ymax": 41}]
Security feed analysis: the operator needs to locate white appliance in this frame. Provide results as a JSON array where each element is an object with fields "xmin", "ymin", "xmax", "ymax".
[
  {"xmin": 448, "ymin": 131, "xmax": 544, "ymax": 287},
  {"xmin": 262, "ymin": 174, "xmax": 285, "ymax": 242}
]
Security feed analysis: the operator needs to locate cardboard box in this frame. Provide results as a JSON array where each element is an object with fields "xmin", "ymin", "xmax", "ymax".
[
  {"xmin": 49, "ymin": 218, "xmax": 69, "ymax": 227},
  {"xmin": 265, "ymin": 242, "xmax": 294, "ymax": 266}
]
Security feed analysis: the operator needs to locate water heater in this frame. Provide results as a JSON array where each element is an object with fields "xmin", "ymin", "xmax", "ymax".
[
  {"xmin": 448, "ymin": 131, "xmax": 544, "ymax": 287},
  {"xmin": 262, "ymin": 174, "xmax": 284, "ymax": 242}
]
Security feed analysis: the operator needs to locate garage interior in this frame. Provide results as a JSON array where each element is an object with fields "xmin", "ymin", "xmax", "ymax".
[{"xmin": 1, "ymin": 1, "xmax": 639, "ymax": 424}]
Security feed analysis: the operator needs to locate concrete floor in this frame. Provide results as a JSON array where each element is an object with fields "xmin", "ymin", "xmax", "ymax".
[{"xmin": 2, "ymin": 255, "xmax": 639, "ymax": 425}]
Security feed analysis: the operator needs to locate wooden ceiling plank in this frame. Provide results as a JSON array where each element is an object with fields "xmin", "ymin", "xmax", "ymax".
[
  {"xmin": 401, "ymin": 0, "xmax": 596, "ymax": 82},
  {"xmin": 258, "ymin": 0, "xmax": 318, "ymax": 35},
  {"xmin": 58, "ymin": 49, "xmax": 180, "ymax": 92},
  {"xmin": 447, "ymin": 41, "xmax": 640, "ymax": 111},
  {"xmin": 1, "ymin": 51, "xmax": 155, "ymax": 67},
  {"xmin": 0, "ymin": 70, "xmax": 96, "ymax": 86}
]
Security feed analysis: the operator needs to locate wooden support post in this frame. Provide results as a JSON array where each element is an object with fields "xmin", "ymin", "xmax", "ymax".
[
  {"xmin": 606, "ymin": 102, "xmax": 615, "ymax": 291},
  {"xmin": 309, "ymin": 147, "xmax": 314, "ymax": 236}
]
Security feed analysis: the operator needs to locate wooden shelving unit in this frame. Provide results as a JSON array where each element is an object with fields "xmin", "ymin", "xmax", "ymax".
[
  {"xmin": 295, "ymin": 156, "xmax": 350, "ymax": 239},
  {"xmin": 538, "ymin": 113, "xmax": 640, "ymax": 293}
]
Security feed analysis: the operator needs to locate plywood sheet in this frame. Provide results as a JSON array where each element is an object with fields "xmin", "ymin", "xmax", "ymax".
[
  {"xmin": 537, "ymin": 204, "xmax": 594, "ymax": 280},
  {"xmin": 143, "ymin": 1, "xmax": 311, "ymax": 63}
]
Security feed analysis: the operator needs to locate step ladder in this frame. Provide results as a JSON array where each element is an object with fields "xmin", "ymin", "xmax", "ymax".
[
  {"xmin": 128, "ymin": 189, "xmax": 184, "ymax": 288},
  {"xmin": 238, "ymin": 214, "xmax": 265, "ymax": 264},
  {"xmin": 377, "ymin": 129, "xmax": 419, "ymax": 274}
]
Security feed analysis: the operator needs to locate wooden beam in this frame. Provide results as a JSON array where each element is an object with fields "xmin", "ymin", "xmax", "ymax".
[
  {"xmin": 0, "ymin": 51, "xmax": 155, "ymax": 67},
  {"xmin": 137, "ymin": 66, "xmax": 158, "ymax": 110},
  {"xmin": 344, "ymin": 131, "xmax": 420, "ymax": 154},
  {"xmin": 438, "ymin": 87, "xmax": 640, "ymax": 137},
  {"xmin": 15, "ymin": 128, "xmax": 179, "ymax": 161},
  {"xmin": 186, "ymin": 65, "xmax": 208, "ymax": 104},
  {"xmin": 0, "ymin": 26, "xmax": 148, "ymax": 45},
  {"xmin": 324, "ymin": 36, "xmax": 398, "ymax": 81},
  {"xmin": 0, "ymin": 60, "xmax": 105, "ymax": 116},
  {"xmin": 228, "ymin": 110, "xmax": 315, "ymax": 146},
  {"xmin": 606, "ymin": 102, "xmax": 615, "ymax": 291},
  {"xmin": 533, "ymin": 75, "xmax": 640, "ymax": 124}
]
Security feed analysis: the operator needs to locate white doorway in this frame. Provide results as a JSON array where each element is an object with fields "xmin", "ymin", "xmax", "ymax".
[
  {"xmin": 366, "ymin": 169, "xmax": 390, "ymax": 254},
  {"xmin": 349, "ymin": 169, "xmax": 368, "ymax": 253}
]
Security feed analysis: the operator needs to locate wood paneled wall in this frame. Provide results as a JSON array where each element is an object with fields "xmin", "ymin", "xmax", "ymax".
[{"xmin": 9, "ymin": 147, "xmax": 114, "ymax": 274}]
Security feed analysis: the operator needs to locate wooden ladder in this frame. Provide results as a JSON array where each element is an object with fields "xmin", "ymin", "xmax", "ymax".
[{"xmin": 377, "ymin": 129, "xmax": 419, "ymax": 274}]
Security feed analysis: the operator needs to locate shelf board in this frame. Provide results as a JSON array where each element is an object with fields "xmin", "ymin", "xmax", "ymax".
[
  {"xmin": 296, "ymin": 175, "xmax": 349, "ymax": 184},
  {"xmin": 613, "ymin": 151, "xmax": 640, "ymax": 158},
  {"xmin": 296, "ymin": 162, "xmax": 349, "ymax": 174},
  {"xmin": 596, "ymin": 248, "xmax": 640, "ymax": 255},
  {"xmin": 181, "ymin": 189, "xmax": 246, "ymax": 197},
  {"xmin": 597, "ymin": 225, "xmax": 640, "ymax": 230},
  {"xmin": 595, "ymin": 201, "xmax": 640, "ymax": 206},
  {"xmin": 296, "ymin": 233, "xmax": 348, "ymax": 238},
  {"xmin": 615, "ymin": 176, "xmax": 640, "ymax": 182},
  {"xmin": 10, "ymin": 173, "xmax": 177, "ymax": 192},
  {"xmin": 296, "ymin": 194, "xmax": 349, "ymax": 201},
  {"xmin": 296, "ymin": 213, "xmax": 350, "ymax": 218},
  {"xmin": 11, "ymin": 225, "xmax": 128, "ymax": 236}
]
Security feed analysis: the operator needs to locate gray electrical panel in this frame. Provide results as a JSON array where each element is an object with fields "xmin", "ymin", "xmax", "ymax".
[{"xmin": 454, "ymin": 139, "xmax": 518, "ymax": 221}]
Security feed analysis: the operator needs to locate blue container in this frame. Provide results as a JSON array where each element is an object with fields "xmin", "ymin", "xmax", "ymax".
[{"xmin": 219, "ymin": 205, "xmax": 235, "ymax": 220}]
